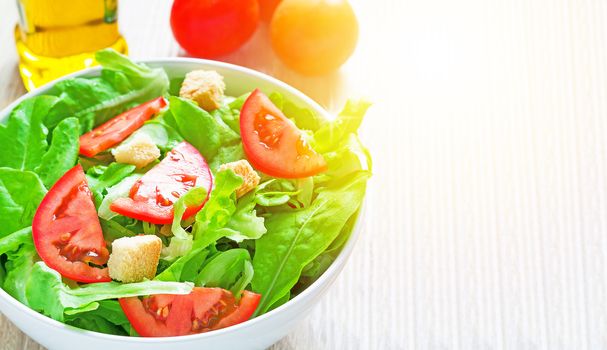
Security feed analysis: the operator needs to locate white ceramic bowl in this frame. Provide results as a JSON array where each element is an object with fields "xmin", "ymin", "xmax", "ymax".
[{"xmin": 0, "ymin": 59, "xmax": 365, "ymax": 350}]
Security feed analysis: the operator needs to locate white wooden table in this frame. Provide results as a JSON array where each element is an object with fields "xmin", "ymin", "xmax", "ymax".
[{"xmin": 2, "ymin": 0, "xmax": 607, "ymax": 348}]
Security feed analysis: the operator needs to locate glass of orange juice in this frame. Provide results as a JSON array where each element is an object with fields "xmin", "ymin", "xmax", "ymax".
[{"xmin": 14, "ymin": 0, "xmax": 128, "ymax": 91}]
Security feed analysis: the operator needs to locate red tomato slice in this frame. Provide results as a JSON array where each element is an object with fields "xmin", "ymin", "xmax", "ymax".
[
  {"xmin": 240, "ymin": 89, "xmax": 327, "ymax": 178},
  {"xmin": 32, "ymin": 165, "xmax": 111, "ymax": 283},
  {"xmin": 79, "ymin": 97, "xmax": 167, "ymax": 157},
  {"xmin": 110, "ymin": 142, "xmax": 212, "ymax": 224},
  {"xmin": 119, "ymin": 288, "xmax": 261, "ymax": 337}
]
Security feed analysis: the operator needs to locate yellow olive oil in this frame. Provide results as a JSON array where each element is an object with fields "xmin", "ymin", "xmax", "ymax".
[{"xmin": 14, "ymin": 0, "xmax": 128, "ymax": 90}]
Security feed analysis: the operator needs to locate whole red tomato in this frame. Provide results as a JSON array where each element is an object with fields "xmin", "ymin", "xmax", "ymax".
[
  {"xmin": 259, "ymin": 0, "xmax": 282, "ymax": 21},
  {"xmin": 170, "ymin": 0, "xmax": 260, "ymax": 57}
]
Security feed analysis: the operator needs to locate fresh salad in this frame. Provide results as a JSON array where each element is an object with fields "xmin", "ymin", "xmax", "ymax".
[{"xmin": 0, "ymin": 50, "xmax": 371, "ymax": 337}]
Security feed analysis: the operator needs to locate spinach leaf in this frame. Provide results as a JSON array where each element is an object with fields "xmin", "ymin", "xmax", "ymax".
[
  {"xmin": 251, "ymin": 171, "xmax": 370, "ymax": 314},
  {"xmin": 195, "ymin": 249, "xmax": 253, "ymax": 298},
  {"xmin": 155, "ymin": 246, "xmax": 209, "ymax": 283},
  {"xmin": 65, "ymin": 300, "xmax": 131, "ymax": 336},
  {"xmin": 36, "ymin": 117, "xmax": 80, "ymax": 188},
  {"xmin": 296, "ymin": 212, "xmax": 360, "ymax": 292},
  {"xmin": 0, "ymin": 168, "xmax": 47, "ymax": 237},
  {"xmin": 99, "ymin": 218, "xmax": 137, "ymax": 243},
  {"xmin": 267, "ymin": 291, "xmax": 290, "ymax": 312}
]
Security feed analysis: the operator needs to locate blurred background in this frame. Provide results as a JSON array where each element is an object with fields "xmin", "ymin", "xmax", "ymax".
[{"xmin": 2, "ymin": 0, "xmax": 607, "ymax": 349}]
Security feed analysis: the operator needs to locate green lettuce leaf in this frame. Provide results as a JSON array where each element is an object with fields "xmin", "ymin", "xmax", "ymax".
[
  {"xmin": 208, "ymin": 143, "xmax": 246, "ymax": 172},
  {"xmin": 35, "ymin": 117, "xmax": 80, "ymax": 188},
  {"xmin": 87, "ymin": 163, "xmax": 137, "ymax": 193},
  {"xmin": 194, "ymin": 249, "xmax": 253, "ymax": 298},
  {"xmin": 269, "ymin": 92, "xmax": 325, "ymax": 131},
  {"xmin": 25, "ymin": 262, "xmax": 193, "ymax": 322},
  {"xmin": 211, "ymin": 105, "xmax": 240, "ymax": 134},
  {"xmin": 224, "ymin": 192, "xmax": 267, "ymax": 243},
  {"xmin": 253, "ymin": 179, "xmax": 299, "ymax": 207},
  {"xmin": 0, "ymin": 226, "xmax": 33, "ymax": 256},
  {"xmin": 227, "ymin": 93, "xmax": 250, "ymax": 115},
  {"xmin": 123, "ymin": 122, "xmax": 183, "ymax": 153},
  {"xmin": 251, "ymin": 171, "xmax": 370, "ymax": 314},
  {"xmin": 0, "ymin": 96, "xmax": 58, "ymax": 171},
  {"xmin": 0, "ymin": 227, "xmax": 37, "ymax": 304},
  {"xmin": 0, "ymin": 97, "xmax": 81, "ymax": 188},
  {"xmin": 97, "ymin": 173, "xmax": 141, "ymax": 221},
  {"xmin": 155, "ymin": 170, "xmax": 244, "ymax": 282},
  {"xmin": 0, "ymin": 168, "xmax": 47, "ymax": 237},
  {"xmin": 312, "ymin": 99, "xmax": 371, "ymax": 153},
  {"xmin": 165, "ymin": 96, "xmax": 240, "ymax": 160},
  {"xmin": 192, "ymin": 170, "xmax": 244, "ymax": 243},
  {"xmin": 46, "ymin": 49, "xmax": 169, "ymax": 130},
  {"xmin": 322, "ymin": 133, "xmax": 372, "ymax": 180},
  {"xmin": 87, "ymin": 163, "xmax": 137, "ymax": 207},
  {"xmin": 162, "ymin": 187, "xmax": 207, "ymax": 261},
  {"xmin": 4, "ymin": 246, "xmax": 37, "ymax": 305}
]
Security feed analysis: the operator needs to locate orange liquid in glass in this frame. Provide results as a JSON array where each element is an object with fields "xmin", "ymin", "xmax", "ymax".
[{"xmin": 14, "ymin": 0, "xmax": 128, "ymax": 90}]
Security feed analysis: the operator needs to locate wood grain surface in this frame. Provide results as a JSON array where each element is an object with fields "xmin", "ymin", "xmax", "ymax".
[{"xmin": 2, "ymin": 0, "xmax": 607, "ymax": 349}]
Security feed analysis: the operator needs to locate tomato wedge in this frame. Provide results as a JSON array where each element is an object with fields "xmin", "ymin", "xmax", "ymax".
[
  {"xmin": 240, "ymin": 89, "xmax": 327, "ymax": 178},
  {"xmin": 119, "ymin": 288, "xmax": 261, "ymax": 337},
  {"xmin": 110, "ymin": 142, "xmax": 212, "ymax": 224},
  {"xmin": 32, "ymin": 165, "xmax": 110, "ymax": 283},
  {"xmin": 79, "ymin": 97, "xmax": 167, "ymax": 157}
]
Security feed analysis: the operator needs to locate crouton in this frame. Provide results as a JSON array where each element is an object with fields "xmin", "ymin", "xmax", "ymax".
[
  {"xmin": 219, "ymin": 160, "xmax": 260, "ymax": 198},
  {"xmin": 179, "ymin": 70, "xmax": 225, "ymax": 111},
  {"xmin": 108, "ymin": 235, "xmax": 162, "ymax": 283},
  {"xmin": 112, "ymin": 134, "xmax": 160, "ymax": 168}
]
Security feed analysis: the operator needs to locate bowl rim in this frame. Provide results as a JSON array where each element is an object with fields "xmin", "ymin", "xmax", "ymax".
[{"xmin": 0, "ymin": 57, "xmax": 367, "ymax": 343}]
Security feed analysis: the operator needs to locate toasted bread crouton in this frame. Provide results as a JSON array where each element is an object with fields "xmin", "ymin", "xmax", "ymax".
[
  {"xmin": 179, "ymin": 70, "xmax": 225, "ymax": 111},
  {"xmin": 108, "ymin": 235, "xmax": 162, "ymax": 283},
  {"xmin": 112, "ymin": 134, "xmax": 161, "ymax": 168},
  {"xmin": 219, "ymin": 160, "xmax": 260, "ymax": 198}
]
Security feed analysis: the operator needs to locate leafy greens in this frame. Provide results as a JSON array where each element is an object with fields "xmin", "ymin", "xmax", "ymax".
[{"xmin": 0, "ymin": 50, "xmax": 372, "ymax": 337}]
